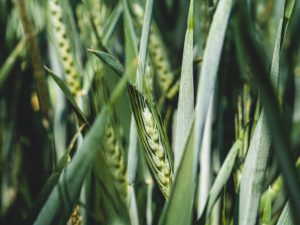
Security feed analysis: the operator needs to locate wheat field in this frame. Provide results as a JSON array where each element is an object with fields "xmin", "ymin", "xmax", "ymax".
[{"xmin": 0, "ymin": 0, "xmax": 300, "ymax": 224}]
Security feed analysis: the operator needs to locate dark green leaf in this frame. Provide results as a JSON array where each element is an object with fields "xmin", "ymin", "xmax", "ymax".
[{"xmin": 88, "ymin": 49, "xmax": 124, "ymax": 76}]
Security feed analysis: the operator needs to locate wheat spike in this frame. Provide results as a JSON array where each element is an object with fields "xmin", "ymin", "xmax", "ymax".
[
  {"xmin": 68, "ymin": 205, "xmax": 82, "ymax": 225},
  {"xmin": 104, "ymin": 124, "xmax": 128, "ymax": 201},
  {"xmin": 92, "ymin": 70, "xmax": 128, "ymax": 201},
  {"xmin": 128, "ymin": 84, "xmax": 173, "ymax": 198},
  {"xmin": 49, "ymin": 0, "xmax": 81, "ymax": 96},
  {"xmin": 90, "ymin": 0, "xmax": 109, "ymax": 37}
]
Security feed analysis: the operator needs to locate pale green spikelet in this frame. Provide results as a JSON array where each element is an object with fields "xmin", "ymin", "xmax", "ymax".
[
  {"xmin": 127, "ymin": 84, "xmax": 173, "ymax": 198},
  {"xmin": 49, "ymin": 0, "xmax": 81, "ymax": 96}
]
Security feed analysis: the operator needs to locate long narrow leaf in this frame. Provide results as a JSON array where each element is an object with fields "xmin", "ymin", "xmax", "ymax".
[
  {"xmin": 159, "ymin": 119, "xmax": 195, "ymax": 225},
  {"xmin": 203, "ymin": 138, "xmax": 241, "ymax": 220},
  {"xmin": 88, "ymin": 49, "xmax": 124, "ymax": 76},
  {"xmin": 276, "ymin": 202, "xmax": 295, "ymax": 225},
  {"xmin": 159, "ymin": 0, "xmax": 234, "ymax": 224},
  {"xmin": 25, "ymin": 125, "xmax": 84, "ymax": 224},
  {"xmin": 0, "ymin": 37, "xmax": 26, "ymax": 89},
  {"xmin": 194, "ymin": 0, "xmax": 234, "ymax": 176},
  {"xmin": 122, "ymin": 2, "xmax": 140, "ymax": 224},
  {"xmin": 174, "ymin": 0, "xmax": 194, "ymax": 171},
  {"xmin": 238, "ymin": 12, "xmax": 284, "ymax": 225},
  {"xmin": 102, "ymin": 2, "xmax": 122, "ymax": 45},
  {"xmin": 45, "ymin": 66, "xmax": 89, "ymax": 126}
]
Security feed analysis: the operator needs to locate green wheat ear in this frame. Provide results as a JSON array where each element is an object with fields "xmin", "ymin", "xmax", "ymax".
[
  {"xmin": 103, "ymin": 124, "xmax": 128, "ymax": 202},
  {"xmin": 127, "ymin": 83, "xmax": 173, "ymax": 198},
  {"xmin": 49, "ymin": 0, "xmax": 81, "ymax": 96},
  {"xmin": 92, "ymin": 69, "xmax": 128, "ymax": 202}
]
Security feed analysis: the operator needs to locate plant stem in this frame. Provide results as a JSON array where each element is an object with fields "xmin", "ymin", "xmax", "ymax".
[{"xmin": 15, "ymin": 0, "xmax": 51, "ymax": 123}]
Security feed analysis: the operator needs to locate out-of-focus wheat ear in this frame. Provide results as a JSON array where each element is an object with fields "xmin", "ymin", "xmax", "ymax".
[
  {"xmin": 104, "ymin": 124, "xmax": 128, "ymax": 202},
  {"xmin": 90, "ymin": 0, "xmax": 109, "ymax": 37},
  {"xmin": 76, "ymin": 4, "xmax": 94, "ymax": 47},
  {"xmin": 68, "ymin": 205, "xmax": 82, "ymax": 225},
  {"xmin": 148, "ymin": 24, "xmax": 174, "ymax": 94},
  {"xmin": 49, "ymin": 0, "xmax": 81, "ymax": 97},
  {"xmin": 132, "ymin": 3, "xmax": 174, "ymax": 95},
  {"xmin": 127, "ymin": 83, "xmax": 173, "ymax": 198}
]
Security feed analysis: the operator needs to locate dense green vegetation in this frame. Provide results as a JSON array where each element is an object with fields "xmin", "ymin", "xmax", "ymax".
[{"xmin": 0, "ymin": 0, "xmax": 300, "ymax": 224}]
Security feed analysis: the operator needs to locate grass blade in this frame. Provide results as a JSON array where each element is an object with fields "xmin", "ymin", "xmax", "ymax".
[
  {"xmin": 194, "ymin": 0, "xmax": 234, "ymax": 174},
  {"xmin": 102, "ymin": 2, "xmax": 122, "ymax": 45},
  {"xmin": 158, "ymin": 119, "xmax": 195, "ymax": 225},
  {"xmin": 276, "ymin": 202, "xmax": 295, "ymax": 225},
  {"xmin": 122, "ymin": 0, "xmax": 138, "ymax": 68},
  {"xmin": 135, "ymin": 0, "xmax": 153, "ymax": 90},
  {"xmin": 238, "ymin": 11, "xmax": 284, "ymax": 225},
  {"xmin": 159, "ymin": 0, "xmax": 234, "ymax": 224},
  {"xmin": 122, "ymin": 2, "xmax": 140, "ymax": 224},
  {"xmin": 34, "ymin": 106, "xmax": 110, "ymax": 225},
  {"xmin": 25, "ymin": 125, "xmax": 84, "ymax": 224},
  {"xmin": 45, "ymin": 66, "xmax": 89, "ymax": 126},
  {"xmin": 174, "ymin": 0, "xmax": 194, "ymax": 171},
  {"xmin": 236, "ymin": 1, "xmax": 300, "ymax": 221},
  {"xmin": 202, "ymin": 138, "xmax": 241, "ymax": 220},
  {"xmin": 262, "ymin": 187, "xmax": 272, "ymax": 225},
  {"xmin": 0, "ymin": 37, "xmax": 26, "ymax": 89},
  {"xmin": 88, "ymin": 49, "xmax": 124, "ymax": 76}
]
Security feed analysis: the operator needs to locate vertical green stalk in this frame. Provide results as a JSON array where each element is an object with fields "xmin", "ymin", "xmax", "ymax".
[
  {"xmin": 135, "ymin": 0, "xmax": 154, "ymax": 91},
  {"xmin": 15, "ymin": 0, "xmax": 51, "ymax": 121}
]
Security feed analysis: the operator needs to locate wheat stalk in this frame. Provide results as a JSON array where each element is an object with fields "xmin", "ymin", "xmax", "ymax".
[
  {"xmin": 132, "ymin": 4, "xmax": 174, "ymax": 95},
  {"xmin": 128, "ymin": 84, "xmax": 173, "ymax": 198},
  {"xmin": 49, "ymin": 0, "xmax": 81, "ymax": 96}
]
